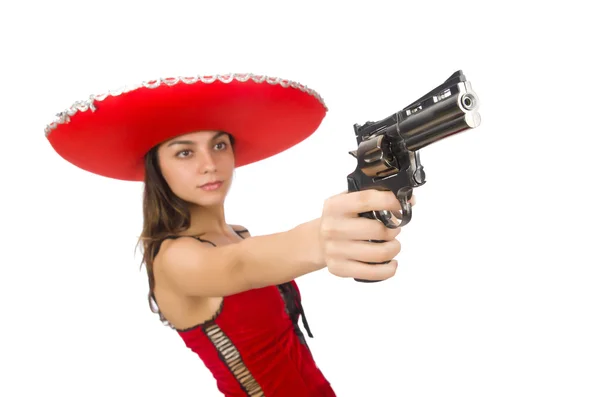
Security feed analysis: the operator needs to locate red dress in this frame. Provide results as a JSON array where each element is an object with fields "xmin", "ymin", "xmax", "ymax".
[{"xmin": 157, "ymin": 234, "xmax": 337, "ymax": 397}]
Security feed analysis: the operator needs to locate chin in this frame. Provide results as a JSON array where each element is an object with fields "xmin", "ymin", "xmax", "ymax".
[
  {"xmin": 199, "ymin": 196, "xmax": 227, "ymax": 208},
  {"xmin": 189, "ymin": 184, "xmax": 231, "ymax": 207}
]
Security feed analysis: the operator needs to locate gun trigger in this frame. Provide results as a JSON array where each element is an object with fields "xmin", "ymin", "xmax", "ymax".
[{"xmin": 349, "ymin": 150, "xmax": 358, "ymax": 158}]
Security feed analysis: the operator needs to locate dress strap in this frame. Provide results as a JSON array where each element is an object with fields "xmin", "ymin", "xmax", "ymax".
[
  {"xmin": 233, "ymin": 228, "xmax": 249, "ymax": 237},
  {"xmin": 152, "ymin": 234, "xmax": 217, "ymax": 257},
  {"xmin": 296, "ymin": 298, "xmax": 314, "ymax": 338},
  {"xmin": 278, "ymin": 282, "xmax": 314, "ymax": 339}
]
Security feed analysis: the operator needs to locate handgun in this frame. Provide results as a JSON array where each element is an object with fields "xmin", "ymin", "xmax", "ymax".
[{"xmin": 347, "ymin": 70, "xmax": 481, "ymax": 283}]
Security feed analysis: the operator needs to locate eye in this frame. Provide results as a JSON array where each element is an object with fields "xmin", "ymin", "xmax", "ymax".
[
  {"xmin": 214, "ymin": 142, "xmax": 228, "ymax": 151},
  {"xmin": 176, "ymin": 149, "xmax": 192, "ymax": 158}
]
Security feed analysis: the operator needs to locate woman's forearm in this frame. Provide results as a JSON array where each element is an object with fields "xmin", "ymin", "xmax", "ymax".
[{"xmin": 237, "ymin": 218, "xmax": 325, "ymax": 289}]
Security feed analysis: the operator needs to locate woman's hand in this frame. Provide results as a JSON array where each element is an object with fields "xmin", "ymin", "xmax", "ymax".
[{"xmin": 319, "ymin": 190, "xmax": 415, "ymax": 281}]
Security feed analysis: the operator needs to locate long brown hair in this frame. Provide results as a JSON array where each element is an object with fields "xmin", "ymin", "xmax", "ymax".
[{"xmin": 135, "ymin": 133, "xmax": 234, "ymax": 325}]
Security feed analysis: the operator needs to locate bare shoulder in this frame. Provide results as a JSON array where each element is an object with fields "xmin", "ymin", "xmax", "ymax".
[
  {"xmin": 153, "ymin": 235, "xmax": 249, "ymax": 298},
  {"xmin": 155, "ymin": 236, "xmax": 217, "ymax": 274},
  {"xmin": 230, "ymin": 224, "xmax": 252, "ymax": 238}
]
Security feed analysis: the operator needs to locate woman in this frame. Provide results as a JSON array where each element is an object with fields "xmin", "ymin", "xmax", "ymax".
[{"xmin": 45, "ymin": 73, "xmax": 413, "ymax": 396}]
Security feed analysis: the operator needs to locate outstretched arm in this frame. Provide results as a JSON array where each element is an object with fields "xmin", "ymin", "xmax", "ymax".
[
  {"xmin": 155, "ymin": 218, "xmax": 325, "ymax": 298},
  {"xmin": 155, "ymin": 190, "xmax": 410, "ymax": 298}
]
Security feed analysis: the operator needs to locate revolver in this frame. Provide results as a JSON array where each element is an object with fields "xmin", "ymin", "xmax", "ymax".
[{"xmin": 347, "ymin": 70, "xmax": 481, "ymax": 283}]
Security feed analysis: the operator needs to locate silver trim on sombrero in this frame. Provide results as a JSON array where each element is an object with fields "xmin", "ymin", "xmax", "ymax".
[{"xmin": 44, "ymin": 73, "xmax": 327, "ymax": 137}]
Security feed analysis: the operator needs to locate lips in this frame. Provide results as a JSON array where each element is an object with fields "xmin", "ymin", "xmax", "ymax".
[{"xmin": 199, "ymin": 181, "xmax": 223, "ymax": 191}]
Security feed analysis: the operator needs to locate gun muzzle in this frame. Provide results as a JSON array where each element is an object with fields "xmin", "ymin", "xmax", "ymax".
[{"xmin": 397, "ymin": 77, "xmax": 481, "ymax": 151}]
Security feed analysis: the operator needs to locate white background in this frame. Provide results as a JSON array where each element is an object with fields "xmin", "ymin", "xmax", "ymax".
[{"xmin": 1, "ymin": 1, "xmax": 599, "ymax": 396}]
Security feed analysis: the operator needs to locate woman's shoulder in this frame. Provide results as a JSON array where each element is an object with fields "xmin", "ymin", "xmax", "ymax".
[{"xmin": 230, "ymin": 224, "xmax": 251, "ymax": 238}]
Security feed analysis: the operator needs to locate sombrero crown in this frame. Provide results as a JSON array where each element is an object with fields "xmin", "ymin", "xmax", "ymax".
[{"xmin": 45, "ymin": 73, "xmax": 327, "ymax": 181}]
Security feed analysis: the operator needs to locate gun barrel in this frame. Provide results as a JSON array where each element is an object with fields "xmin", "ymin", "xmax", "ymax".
[{"xmin": 398, "ymin": 81, "xmax": 480, "ymax": 151}]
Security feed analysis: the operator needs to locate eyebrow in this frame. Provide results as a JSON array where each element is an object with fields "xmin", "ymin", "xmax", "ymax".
[{"xmin": 167, "ymin": 131, "xmax": 228, "ymax": 147}]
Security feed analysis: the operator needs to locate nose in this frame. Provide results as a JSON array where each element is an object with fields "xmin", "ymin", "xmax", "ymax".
[{"xmin": 198, "ymin": 151, "xmax": 217, "ymax": 174}]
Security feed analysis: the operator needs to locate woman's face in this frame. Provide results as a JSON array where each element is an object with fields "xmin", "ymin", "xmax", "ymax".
[{"xmin": 157, "ymin": 130, "xmax": 235, "ymax": 207}]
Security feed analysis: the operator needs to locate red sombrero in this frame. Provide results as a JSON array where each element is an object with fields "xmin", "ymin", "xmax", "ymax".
[{"xmin": 45, "ymin": 73, "xmax": 328, "ymax": 182}]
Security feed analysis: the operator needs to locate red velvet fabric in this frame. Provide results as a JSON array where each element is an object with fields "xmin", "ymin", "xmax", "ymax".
[{"xmin": 176, "ymin": 280, "xmax": 336, "ymax": 397}]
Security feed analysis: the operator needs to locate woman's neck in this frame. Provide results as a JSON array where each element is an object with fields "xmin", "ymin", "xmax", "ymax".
[{"xmin": 185, "ymin": 203, "xmax": 231, "ymax": 236}]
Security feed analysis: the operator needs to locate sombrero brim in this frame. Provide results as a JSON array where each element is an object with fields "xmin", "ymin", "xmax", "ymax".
[{"xmin": 45, "ymin": 73, "xmax": 328, "ymax": 182}]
